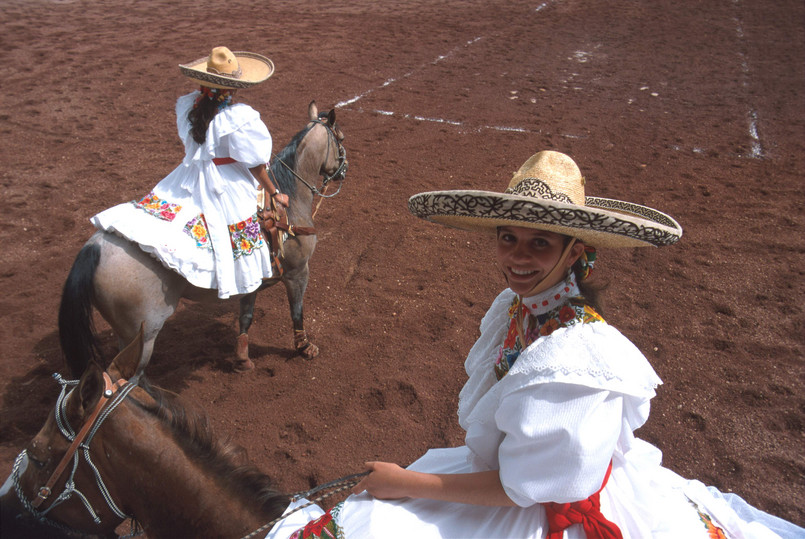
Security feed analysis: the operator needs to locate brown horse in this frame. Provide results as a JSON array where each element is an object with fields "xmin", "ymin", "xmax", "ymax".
[
  {"xmin": 0, "ymin": 327, "xmax": 292, "ymax": 538},
  {"xmin": 58, "ymin": 101, "xmax": 347, "ymax": 378}
]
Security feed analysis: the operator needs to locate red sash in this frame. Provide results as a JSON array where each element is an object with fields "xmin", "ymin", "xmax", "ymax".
[
  {"xmin": 212, "ymin": 157, "xmax": 236, "ymax": 165},
  {"xmin": 542, "ymin": 462, "xmax": 622, "ymax": 539}
]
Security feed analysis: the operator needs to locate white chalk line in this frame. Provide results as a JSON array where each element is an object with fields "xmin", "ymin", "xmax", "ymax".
[
  {"xmin": 334, "ymin": 35, "xmax": 538, "ymax": 134},
  {"xmin": 335, "ymin": 37, "xmax": 483, "ymax": 109},
  {"xmin": 334, "ymin": 0, "xmax": 752, "ymax": 158},
  {"xmin": 732, "ymin": 1, "xmax": 763, "ymax": 158},
  {"xmin": 357, "ymin": 107, "xmax": 533, "ymax": 134},
  {"xmin": 334, "ymin": 0, "xmax": 565, "ymax": 135}
]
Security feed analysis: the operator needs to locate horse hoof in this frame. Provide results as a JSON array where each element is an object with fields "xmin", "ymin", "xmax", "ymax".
[
  {"xmin": 232, "ymin": 358, "xmax": 255, "ymax": 373},
  {"xmin": 298, "ymin": 341, "xmax": 319, "ymax": 360}
]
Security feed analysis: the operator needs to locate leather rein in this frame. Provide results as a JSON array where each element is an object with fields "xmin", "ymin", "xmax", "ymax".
[{"xmin": 9, "ymin": 372, "xmax": 139, "ymax": 535}]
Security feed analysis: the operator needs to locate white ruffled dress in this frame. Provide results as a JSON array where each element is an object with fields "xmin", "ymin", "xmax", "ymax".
[
  {"xmin": 267, "ymin": 277, "xmax": 795, "ymax": 539},
  {"xmin": 91, "ymin": 91, "xmax": 274, "ymax": 299}
]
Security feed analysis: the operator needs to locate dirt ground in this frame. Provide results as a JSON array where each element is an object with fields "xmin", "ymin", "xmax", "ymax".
[{"xmin": 1, "ymin": 0, "xmax": 803, "ymax": 531}]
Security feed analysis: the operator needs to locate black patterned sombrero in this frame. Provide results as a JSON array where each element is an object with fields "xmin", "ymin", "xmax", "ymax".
[
  {"xmin": 408, "ymin": 151, "xmax": 682, "ymax": 248},
  {"xmin": 180, "ymin": 46, "xmax": 274, "ymax": 90}
]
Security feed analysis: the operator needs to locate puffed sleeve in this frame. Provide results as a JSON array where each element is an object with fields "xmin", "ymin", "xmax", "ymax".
[
  {"xmin": 227, "ymin": 118, "xmax": 272, "ymax": 168},
  {"xmin": 176, "ymin": 92, "xmax": 198, "ymax": 142},
  {"xmin": 495, "ymin": 382, "xmax": 622, "ymax": 506}
]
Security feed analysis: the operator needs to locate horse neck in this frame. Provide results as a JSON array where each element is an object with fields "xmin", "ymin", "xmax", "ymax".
[
  {"xmin": 104, "ymin": 402, "xmax": 272, "ymax": 538},
  {"xmin": 287, "ymin": 126, "xmax": 328, "ymax": 228}
]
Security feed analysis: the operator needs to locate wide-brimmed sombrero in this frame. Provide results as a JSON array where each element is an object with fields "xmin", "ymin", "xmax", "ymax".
[
  {"xmin": 408, "ymin": 150, "xmax": 682, "ymax": 248},
  {"xmin": 179, "ymin": 46, "xmax": 274, "ymax": 89}
]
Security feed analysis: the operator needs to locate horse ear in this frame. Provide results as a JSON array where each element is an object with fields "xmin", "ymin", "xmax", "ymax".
[
  {"xmin": 77, "ymin": 362, "xmax": 105, "ymax": 419},
  {"xmin": 107, "ymin": 323, "xmax": 145, "ymax": 381},
  {"xmin": 308, "ymin": 100, "xmax": 318, "ymax": 121},
  {"xmin": 327, "ymin": 108, "xmax": 336, "ymax": 126}
]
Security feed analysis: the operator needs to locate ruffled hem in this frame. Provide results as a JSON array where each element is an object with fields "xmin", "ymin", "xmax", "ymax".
[{"xmin": 92, "ymin": 202, "xmax": 273, "ymax": 298}]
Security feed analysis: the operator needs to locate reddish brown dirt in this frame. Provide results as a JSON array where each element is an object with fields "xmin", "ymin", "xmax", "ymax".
[{"xmin": 1, "ymin": 0, "xmax": 803, "ymax": 531}]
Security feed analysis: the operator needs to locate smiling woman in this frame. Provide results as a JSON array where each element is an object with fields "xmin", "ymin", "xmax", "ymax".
[{"xmin": 262, "ymin": 150, "xmax": 796, "ymax": 538}]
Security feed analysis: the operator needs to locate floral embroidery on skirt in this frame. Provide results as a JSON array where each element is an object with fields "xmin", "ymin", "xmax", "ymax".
[
  {"xmin": 229, "ymin": 214, "xmax": 264, "ymax": 259},
  {"xmin": 132, "ymin": 191, "xmax": 182, "ymax": 222},
  {"xmin": 290, "ymin": 504, "xmax": 343, "ymax": 539},
  {"xmin": 181, "ymin": 213, "xmax": 265, "ymax": 259},
  {"xmin": 183, "ymin": 214, "xmax": 212, "ymax": 250}
]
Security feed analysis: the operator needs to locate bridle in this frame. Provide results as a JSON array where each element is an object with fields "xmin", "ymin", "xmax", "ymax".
[
  {"xmin": 9, "ymin": 372, "xmax": 139, "ymax": 536},
  {"xmin": 273, "ymin": 116, "xmax": 348, "ymax": 198},
  {"xmin": 8, "ymin": 371, "xmax": 376, "ymax": 539}
]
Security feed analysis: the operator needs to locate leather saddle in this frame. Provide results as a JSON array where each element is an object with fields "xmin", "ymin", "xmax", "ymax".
[{"xmin": 256, "ymin": 188, "xmax": 316, "ymax": 277}]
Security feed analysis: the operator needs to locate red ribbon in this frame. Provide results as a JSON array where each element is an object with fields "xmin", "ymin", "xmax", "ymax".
[{"xmin": 543, "ymin": 462, "xmax": 622, "ymax": 539}]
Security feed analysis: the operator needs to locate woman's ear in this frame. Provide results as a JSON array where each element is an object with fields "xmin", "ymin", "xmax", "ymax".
[{"xmin": 566, "ymin": 241, "xmax": 585, "ymax": 268}]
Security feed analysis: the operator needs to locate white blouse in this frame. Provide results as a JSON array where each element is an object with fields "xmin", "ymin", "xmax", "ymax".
[{"xmin": 459, "ymin": 285, "xmax": 662, "ymax": 506}]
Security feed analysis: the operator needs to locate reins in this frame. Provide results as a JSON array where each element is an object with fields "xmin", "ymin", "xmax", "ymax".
[{"xmin": 240, "ymin": 470, "xmax": 370, "ymax": 539}]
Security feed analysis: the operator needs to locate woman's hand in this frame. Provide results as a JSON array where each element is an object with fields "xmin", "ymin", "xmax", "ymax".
[
  {"xmin": 352, "ymin": 461, "xmax": 415, "ymax": 500},
  {"xmin": 351, "ymin": 462, "xmax": 517, "ymax": 506},
  {"xmin": 249, "ymin": 164, "xmax": 288, "ymax": 207}
]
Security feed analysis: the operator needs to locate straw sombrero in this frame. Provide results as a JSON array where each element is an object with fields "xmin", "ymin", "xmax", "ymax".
[
  {"xmin": 179, "ymin": 46, "xmax": 274, "ymax": 89},
  {"xmin": 408, "ymin": 150, "xmax": 682, "ymax": 248}
]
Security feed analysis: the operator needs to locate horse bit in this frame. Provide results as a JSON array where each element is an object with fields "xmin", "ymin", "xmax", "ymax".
[
  {"xmin": 273, "ymin": 116, "xmax": 349, "ymax": 198},
  {"xmin": 8, "ymin": 372, "xmax": 140, "ymax": 537}
]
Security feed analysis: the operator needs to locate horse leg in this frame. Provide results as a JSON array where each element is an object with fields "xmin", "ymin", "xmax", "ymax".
[
  {"xmin": 99, "ymin": 294, "xmax": 177, "ymax": 378},
  {"xmin": 92, "ymin": 232, "xmax": 184, "ymax": 376},
  {"xmin": 233, "ymin": 293, "xmax": 258, "ymax": 372},
  {"xmin": 282, "ymin": 263, "xmax": 319, "ymax": 360}
]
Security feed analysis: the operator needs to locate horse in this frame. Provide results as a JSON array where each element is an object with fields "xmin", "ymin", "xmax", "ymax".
[
  {"xmin": 0, "ymin": 327, "xmax": 293, "ymax": 538},
  {"xmin": 58, "ymin": 101, "xmax": 347, "ymax": 378}
]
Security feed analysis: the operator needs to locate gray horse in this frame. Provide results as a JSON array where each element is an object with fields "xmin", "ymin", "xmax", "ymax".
[{"xmin": 59, "ymin": 101, "xmax": 347, "ymax": 377}]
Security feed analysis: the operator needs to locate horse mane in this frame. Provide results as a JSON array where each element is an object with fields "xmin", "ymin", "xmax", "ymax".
[
  {"xmin": 133, "ymin": 379, "xmax": 290, "ymax": 518},
  {"xmin": 269, "ymin": 123, "xmax": 315, "ymax": 197}
]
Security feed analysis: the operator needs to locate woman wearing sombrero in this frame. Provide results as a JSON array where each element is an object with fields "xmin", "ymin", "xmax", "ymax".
[
  {"xmin": 92, "ymin": 46, "xmax": 285, "ymax": 299},
  {"xmin": 271, "ymin": 151, "xmax": 790, "ymax": 538}
]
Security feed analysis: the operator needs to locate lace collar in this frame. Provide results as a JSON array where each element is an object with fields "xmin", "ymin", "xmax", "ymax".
[{"xmin": 519, "ymin": 271, "xmax": 580, "ymax": 317}]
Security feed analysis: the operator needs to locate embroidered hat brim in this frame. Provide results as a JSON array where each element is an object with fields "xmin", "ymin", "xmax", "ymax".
[
  {"xmin": 408, "ymin": 190, "xmax": 683, "ymax": 248},
  {"xmin": 179, "ymin": 51, "xmax": 274, "ymax": 89}
]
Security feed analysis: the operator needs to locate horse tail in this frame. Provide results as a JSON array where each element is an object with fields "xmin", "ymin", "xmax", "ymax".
[{"xmin": 59, "ymin": 242, "xmax": 102, "ymax": 377}]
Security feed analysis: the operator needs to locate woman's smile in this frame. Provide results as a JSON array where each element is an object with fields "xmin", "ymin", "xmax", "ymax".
[{"xmin": 496, "ymin": 226, "xmax": 582, "ymax": 296}]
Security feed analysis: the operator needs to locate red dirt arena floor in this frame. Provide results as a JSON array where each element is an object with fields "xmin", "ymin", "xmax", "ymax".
[{"xmin": 0, "ymin": 0, "xmax": 803, "ymax": 532}]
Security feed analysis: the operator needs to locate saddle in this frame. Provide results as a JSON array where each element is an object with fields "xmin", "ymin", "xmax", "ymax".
[{"xmin": 256, "ymin": 187, "xmax": 316, "ymax": 277}]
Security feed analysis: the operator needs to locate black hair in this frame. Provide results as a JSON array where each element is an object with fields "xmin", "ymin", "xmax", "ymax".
[{"xmin": 187, "ymin": 88, "xmax": 234, "ymax": 144}]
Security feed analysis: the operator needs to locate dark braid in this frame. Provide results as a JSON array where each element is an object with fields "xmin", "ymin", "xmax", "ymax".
[
  {"xmin": 564, "ymin": 236, "xmax": 606, "ymax": 315},
  {"xmin": 573, "ymin": 257, "xmax": 607, "ymax": 316},
  {"xmin": 187, "ymin": 87, "xmax": 234, "ymax": 144}
]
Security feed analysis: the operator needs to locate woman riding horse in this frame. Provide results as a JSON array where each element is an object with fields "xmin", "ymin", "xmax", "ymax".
[
  {"xmin": 275, "ymin": 151, "xmax": 788, "ymax": 538},
  {"xmin": 92, "ymin": 46, "xmax": 286, "ymax": 302}
]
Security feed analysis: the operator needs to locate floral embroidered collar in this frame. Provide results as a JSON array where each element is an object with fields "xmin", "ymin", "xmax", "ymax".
[{"xmin": 494, "ymin": 271, "xmax": 605, "ymax": 380}]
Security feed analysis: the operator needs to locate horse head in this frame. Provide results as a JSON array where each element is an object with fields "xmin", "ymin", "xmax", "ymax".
[
  {"xmin": 0, "ymin": 327, "xmax": 145, "ymax": 537},
  {"xmin": 1, "ymin": 325, "xmax": 289, "ymax": 538},
  {"xmin": 307, "ymin": 101, "xmax": 348, "ymax": 187}
]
